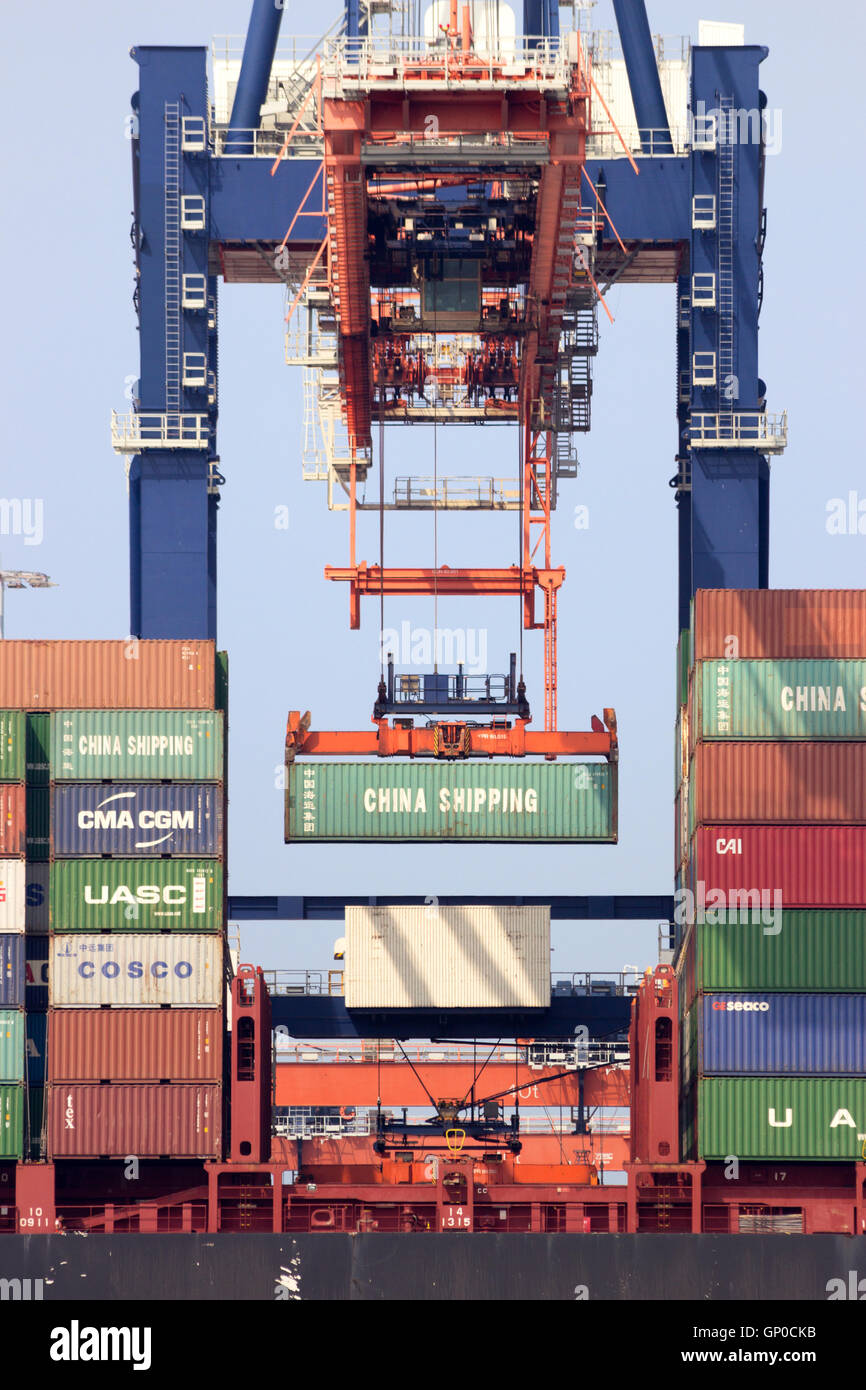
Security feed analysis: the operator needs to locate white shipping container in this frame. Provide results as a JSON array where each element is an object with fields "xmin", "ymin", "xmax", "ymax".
[
  {"xmin": 0, "ymin": 860, "xmax": 26, "ymax": 933},
  {"xmin": 50, "ymin": 933, "xmax": 223, "ymax": 1007},
  {"xmin": 345, "ymin": 906, "xmax": 550, "ymax": 1009}
]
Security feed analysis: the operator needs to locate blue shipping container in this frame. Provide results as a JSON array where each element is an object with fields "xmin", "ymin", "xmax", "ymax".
[
  {"xmin": 26, "ymin": 935, "xmax": 48, "ymax": 1011},
  {"xmin": 0, "ymin": 935, "xmax": 25, "ymax": 1008},
  {"xmin": 25, "ymin": 1010, "xmax": 46, "ymax": 1087},
  {"xmin": 697, "ymin": 994, "xmax": 866, "ymax": 1076},
  {"xmin": 51, "ymin": 784, "xmax": 223, "ymax": 858}
]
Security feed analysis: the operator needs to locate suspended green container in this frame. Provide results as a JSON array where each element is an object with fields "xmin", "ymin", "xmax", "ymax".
[
  {"xmin": 50, "ymin": 859, "xmax": 224, "ymax": 931},
  {"xmin": 692, "ymin": 1077, "xmax": 866, "ymax": 1161},
  {"xmin": 26, "ymin": 787, "xmax": 49, "ymax": 862},
  {"xmin": 0, "ymin": 1084, "xmax": 23, "ymax": 1158},
  {"xmin": 26, "ymin": 712, "xmax": 50, "ymax": 787},
  {"xmin": 696, "ymin": 660, "xmax": 866, "ymax": 739},
  {"xmin": 0, "ymin": 712, "xmax": 25, "ymax": 782},
  {"xmin": 50, "ymin": 711, "xmax": 224, "ymax": 781},
  {"xmin": 676, "ymin": 912, "xmax": 866, "ymax": 999},
  {"xmin": 0, "ymin": 1011, "xmax": 24, "ymax": 1082},
  {"xmin": 286, "ymin": 761, "xmax": 617, "ymax": 843}
]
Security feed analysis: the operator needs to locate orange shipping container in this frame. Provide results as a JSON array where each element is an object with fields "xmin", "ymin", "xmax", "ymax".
[
  {"xmin": 46, "ymin": 1083, "xmax": 221, "ymax": 1158},
  {"xmin": 0, "ymin": 641, "xmax": 214, "ymax": 709},
  {"xmin": 47, "ymin": 1008, "xmax": 223, "ymax": 1082},
  {"xmin": 688, "ymin": 742, "xmax": 866, "ymax": 825},
  {"xmin": 692, "ymin": 591, "xmax": 866, "ymax": 661},
  {"xmin": 0, "ymin": 784, "xmax": 25, "ymax": 857}
]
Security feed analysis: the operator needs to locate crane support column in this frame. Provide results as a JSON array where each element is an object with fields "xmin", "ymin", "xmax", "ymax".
[
  {"xmin": 681, "ymin": 42, "xmax": 778, "ymax": 617},
  {"xmin": 612, "ymin": 0, "xmax": 673, "ymax": 152}
]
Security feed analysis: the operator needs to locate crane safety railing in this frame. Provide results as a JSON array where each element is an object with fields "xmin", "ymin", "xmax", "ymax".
[
  {"xmin": 392, "ymin": 477, "xmax": 522, "ymax": 509},
  {"xmin": 265, "ymin": 969, "xmax": 640, "ymax": 1000},
  {"xmin": 689, "ymin": 410, "xmax": 788, "ymax": 452},
  {"xmin": 321, "ymin": 35, "xmax": 577, "ymax": 91},
  {"xmin": 273, "ymin": 1040, "xmax": 631, "ymax": 1070},
  {"xmin": 586, "ymin": 125, "xmax": 690, "ymax": 158},
  {"xmin": 213, "ymin": 126, "xmax": 323, "ymax": 159},
  {"xmin": 361, "ymin": 131, "xmax": 550, "ymax": 163},
  {"xmin": 110, "ymin": 411, "xmax": 210, "ymax": 452}
]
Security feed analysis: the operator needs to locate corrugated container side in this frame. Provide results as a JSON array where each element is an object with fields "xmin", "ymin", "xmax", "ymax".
[
  {"xmin": 26, "ymin": 713, "xmax": 50, "ymax": 786},
  {"xmin": 51, "ymin": 784, "xmax": 224, "ymax": 858},
  {"xmin": 0, "ymin": 713, "xmax": 26, "ymax": 781},
  {"xmin": 345, "ymin": 906, "xmax": 551, "ymax": 1008},
  {"xmin": 693, "ymin": 590, "xmax": 866, "ymax": 661},
  {"xmin": 0, "ymin": 641, "xmax": 215, "ymax": 709},
  {"xmin": 26, "ymin": 787, "xmax": 49, "ymax": 862},
  {"xmin": 677, "ymin": 630, "xmax": 690, "ymax": 707},
  {"xmin": 695, "ymin": 660, "xmax": 866, "ymax": 740},
  {"xmin": 0, "ymin": 784, "xmax": 26, "ymax": 857},
  {"xmin": 47, "ymin": 1007, "xmax": 223, "ymax": 1081},
  {"xmin": 689, "ymin": 742, "xmax": 866, "ymax": 824},
  {"xmin": 27, "ymin": 1085, "xmax": 44, "ymax": 1159},
  {"xmin": 50, "ymin": 934, "xmax": 223, "ymax": 1007},
  {"xmin": 45, "ymin": 1083, "xmax": 222, "ymax": 1158},
  {"xmin": 691, "ymin": 826, "xmax": 866, "ymax": 908},
  {"xmin": 0, "ymin": 859, "xmax": 27, "ymax": 931},
  {"xmin": 694, "ymin": 1077, "xmax": 866, "ymax": 1160},
  {"xmin": 0, "ymin": 1084, "xmax": 24, "ymax": 1158},
  {"xmin": 675, "ymin": 912, "xmax": 866, "ymax": 999},
  {"xmin": 25, "ymin": 862, "xmax": 49, "ymax": 934},
  {"xmin": 287, "ymin": 762, "xmax": 616, "ymax": 843},
  {"xmin": 693, "ymin": 994, "xmax": 866, "ymax": 1075},
  {"xmin": 0, "ymin": 935, "xmax": 25, "ymax": 1007},
  {"xmin": 0, "ymin": 1009, "xmax": 24, "ymax": 1081},
  {"xmin": 51, "ymin": 710, "xmax": 224, "ymax": 780},
  {"xmin": 50, "ymin": 860, "xmax": 223, "ymax": 931}
]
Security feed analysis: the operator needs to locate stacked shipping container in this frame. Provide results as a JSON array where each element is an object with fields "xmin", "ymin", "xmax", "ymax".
[
  {"xmin": 0, "ymin": 641, "xmax": 227, "ymax": 1161},
  {"xmin": 0, "ymin": 714, "xmax": 26, "ymax": 1156},
  {"xmin": 676, "ymin": 592, "xmax": 866, "ymax": 1164}
]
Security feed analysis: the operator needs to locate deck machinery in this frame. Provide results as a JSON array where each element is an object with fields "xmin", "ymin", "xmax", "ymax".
[{"xmin": 14, "ymin": 0, "xmax": 853, "ymax": 1242}]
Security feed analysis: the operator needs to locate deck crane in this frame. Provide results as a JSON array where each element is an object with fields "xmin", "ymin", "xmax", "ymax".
[{"xmin": 277, "ymin": 0, "xmax": 621, "ymax": 775}]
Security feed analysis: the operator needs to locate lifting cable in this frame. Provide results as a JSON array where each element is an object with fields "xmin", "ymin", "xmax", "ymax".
[
  {"xmin": 379, "ymin": 380, "xmax": 386, "ymax": 677},
  {"xmin": 432, "ymin": 287, "xmax": 440, "ymax": 672},
  {"xmin": 517, "ymin": 417, "xmax": 525, "ymax": 685}
]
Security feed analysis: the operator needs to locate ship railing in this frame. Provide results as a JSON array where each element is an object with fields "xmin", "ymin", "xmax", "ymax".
[
  {"xmin": 110, "ymin": 411, "xmax": 210, "ymax": 452},
  {"xmin": 321, "ymin": 34, "xmax": 574, "ymax": 92},
  {"xmin": 274, "ymin": 1042, "xmax": 528, "ymax": 1064}
]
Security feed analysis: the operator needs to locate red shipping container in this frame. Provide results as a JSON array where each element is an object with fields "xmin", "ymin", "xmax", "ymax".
[
  {"xmin": 47, "ymin": 1008, "xmax": 223, "ymax": 1082},
  {"xmin": 689, "ymin": 742, "xmax": 866, "ymax": 824},
  {"xmin": 46, "ymin": 1083, "xmax": 221, "ymax": 1158},
  {"xmin": 693, "ymin": 591, "xmax": 866, "ymax": 660},
  {"xmin": 691, "ymin": 826, "xmax": 866, "ymax": 908},
  {"xmin": 0, "ymin": 641, "xmax": 214, "ymax": 709},
  {"xmin": 0, "ymin": 784, "xmax": 25, "ymax": 857}
]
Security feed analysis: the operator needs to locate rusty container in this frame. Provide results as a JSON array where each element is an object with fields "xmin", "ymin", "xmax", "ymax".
[
  {"xmin": 688, "ymin": 742, "xmax": 866, "ymax": 827},
  {"xmin": 46, "ymin": 1082, "xmax": 222, "ymax": 1158},
  {"xmin": 0, "ymin": 641, "xmax": 215, "ymax": 709},
  {"xmin": 0, "ymin": 785, "xmax": 25, "ymax": 857},
  {"xmin": 692, "ymin": 590, "xmax": 866, "ymax": 661},
  {"xmin": 47, "ymin": 1008, "xmax": 223, "ymax": 1081}
]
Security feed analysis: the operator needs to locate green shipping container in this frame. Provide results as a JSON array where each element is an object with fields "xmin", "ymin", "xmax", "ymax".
[
  {"xmin": 215, "ymin": 651, "xmax": 229, "ymax": 715},
  {"xmin": 26, "ymin": 712, "xmax": 50, "ymax": 787},
  {"xmin": 26, "ymin": 787, "xmax": 49, "ymax": 862},
  {"xmin": 692, "ymin": 1078, "xmax": 866, "ymax": 1161},
  {"xmin": 0, "ymin": 712, "xmax": 25, "ymax": 781},
  {"xmin": 697, "ymin": 660, "xmax": 866, "ymax": 739},
  {"xmin": 50, "ymin": 711, "xmax": 224, "ymax": 780},
  {"xmin": 50, "ymin": 860, "xmax": 224, "ymax": 931},
  {"xmin": 0, "ymin": 1084, "xmax": 23, "ymax": 1158},
  {"xmin": 0, "ymin": 1010, "xmax": 24, "ymax": 1082},
  {"xmin": 286, "ymin": 761, "xmax": 617, "ymax": 843},
  {"xmin": 676, "ymin": 913, "xmax": 866, "ymax": 998}
]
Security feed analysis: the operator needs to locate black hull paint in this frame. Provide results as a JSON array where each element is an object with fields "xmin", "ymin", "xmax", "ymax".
[{"xmin": 4, "ymin": 1233, "xmax": 866, "ymax": 1300}]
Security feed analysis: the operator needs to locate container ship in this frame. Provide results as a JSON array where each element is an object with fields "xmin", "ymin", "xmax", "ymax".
[{"xmin": 2, "ymin": 0, "xmax": 865, "ymax": 1302}]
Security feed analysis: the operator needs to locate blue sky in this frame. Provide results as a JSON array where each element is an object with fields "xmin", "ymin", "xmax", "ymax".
[{"xmin": 1, "ymin": 0, "xmax": 864, "ymax": 980}]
